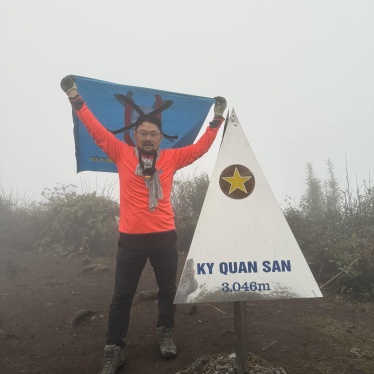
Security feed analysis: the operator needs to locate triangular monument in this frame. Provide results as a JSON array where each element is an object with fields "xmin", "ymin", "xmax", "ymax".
[{"xmin": 175, "ymin": 109, "xmax": 322, "ymax": 304}]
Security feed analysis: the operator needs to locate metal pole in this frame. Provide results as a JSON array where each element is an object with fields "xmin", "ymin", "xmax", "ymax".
[{"xmin": 234, "ymin": 301, "xmax": 248, "ymax": 374}]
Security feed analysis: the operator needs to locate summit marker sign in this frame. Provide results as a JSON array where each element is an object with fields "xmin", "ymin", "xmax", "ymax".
[{"xmin": 175, "ymin": 109, "xmax": 322, "ymax": 304}]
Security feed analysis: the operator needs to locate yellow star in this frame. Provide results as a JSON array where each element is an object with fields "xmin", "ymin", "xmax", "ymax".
[{"xmin": 222, "ymin": 167, "xmax": 251, "ymax": 194}]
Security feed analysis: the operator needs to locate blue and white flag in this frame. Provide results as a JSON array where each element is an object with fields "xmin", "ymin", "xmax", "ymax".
[{"xmin": 71, "ymin": 75, "xmax": 215, "ymax": 173}]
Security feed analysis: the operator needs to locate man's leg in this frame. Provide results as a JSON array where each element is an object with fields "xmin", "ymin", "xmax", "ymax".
[
  {"xmin": 149, "ymin": 235, "xmax": 179, "ymax": 358},
  {"xmin": 106, "ymin": 246, "xmax": 147, "ymax": 347},
  {"xmin": 99, "ymin": 235, "xmax": 148, "ymax": 374},
  {"xmin": 149, "ymin": 244, "xmax": 179, "ymax": 328}
]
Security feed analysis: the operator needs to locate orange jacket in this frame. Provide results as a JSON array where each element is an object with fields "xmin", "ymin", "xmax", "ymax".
[{"xmin": 76, "ymin": 103, "xmax": 221, "ymax": 234}]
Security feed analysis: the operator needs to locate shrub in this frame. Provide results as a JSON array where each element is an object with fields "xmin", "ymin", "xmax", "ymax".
[
  {"xmin": 284, "ymin": 161, "xmax": 374, "ymax": 300},
  {"xmin": 0, "ymin": 185, "xmax": 119, "ymax": 256},
  {"xmin": 0, "ymin": 192, "xmax": 45, "ymax": 252},
  {"xmin": 171, "ymin": 172, "xmax": 209, "ymax": 251},
  {"xmin": 38, "ymin": 184, "xmax": 119, "ymax": 255}
]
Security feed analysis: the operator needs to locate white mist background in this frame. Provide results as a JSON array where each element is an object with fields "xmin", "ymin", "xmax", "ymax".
[{"xmin": 1, "ymin": 0, "xmax": 373, "ymax": 205}]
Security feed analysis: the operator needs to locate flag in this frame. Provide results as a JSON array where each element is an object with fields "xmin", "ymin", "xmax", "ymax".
[{"xmin": 70, "ymin": 75, "xmax": 215, "ymax": 173}]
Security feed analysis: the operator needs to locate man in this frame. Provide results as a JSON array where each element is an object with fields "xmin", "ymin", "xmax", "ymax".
[{"xmin": 61, "ymin": 76, "xmax": 226, "ymax": 374}]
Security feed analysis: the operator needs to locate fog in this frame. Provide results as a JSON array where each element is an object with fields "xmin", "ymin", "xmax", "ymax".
[{"xmin": 1, "ymin": 0, "xmax": 373, "ymax": 205}]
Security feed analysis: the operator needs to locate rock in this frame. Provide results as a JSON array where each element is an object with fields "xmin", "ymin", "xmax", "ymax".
[
  {"xmin": 349, "ymin": 347, "xmax": 373, "ymax": 360},
  {"xmin": 83, "ymin": 263, "xmax": 109, "ymax": 273},
  {"xmin": 176, "ymin": 352, "xmax": 287, "ymax": 374},
  {"xmin": 70, "ymin": 309, "xmax": 96, "ymax": 326},
  {"xmin": 135, "ymin": 290, "xmax": 158, "ymax": 301},
  {"xmin": 6, "ymin": 257, "xmax": 18, "ymax": 279},
  {"xmin": 185, "ymin": 305, "xmax": 199, "ymax": 315},
  {"xmin": 0, "ymin": 329, "xmax": 11, "ymax": 341}
]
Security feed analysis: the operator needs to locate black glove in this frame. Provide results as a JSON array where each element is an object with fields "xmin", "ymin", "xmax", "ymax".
[
  {"xmin": 209, "ymin": 116, "xmax": 225, "ymax": 128},
  {"xmin": 214, "ymin": 96, "xmax": 227, "ymax": 117},
  {"xmin": 60, "ymin": 75, "xmax": 78, "ymax": 94}
]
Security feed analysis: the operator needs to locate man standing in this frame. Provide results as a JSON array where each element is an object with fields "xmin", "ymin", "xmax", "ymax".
[{"xmin": 61, "ymin": 76, "xmax": 226, "ymax": 374}]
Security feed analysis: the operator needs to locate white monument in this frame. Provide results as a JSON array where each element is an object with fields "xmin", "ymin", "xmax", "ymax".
[{"xmin": 175, "ymin": 109, "xmax": 322, "ymax": 304}]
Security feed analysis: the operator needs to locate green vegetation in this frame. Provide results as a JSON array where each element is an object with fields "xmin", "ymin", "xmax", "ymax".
[
  {"xmin": 284, "ymin": 161, "xmax": 374, "ymax": 301},
  {"xmin": 1, "ymin": 162, "xmax": 373, "ymax": 300},
  {"xmin": 0, "ymin": 184, "xmax": 119, "ymax": 256},
  {"xmin": 171, "ymin": 172, "xmax": 210, "ymax": 251}
]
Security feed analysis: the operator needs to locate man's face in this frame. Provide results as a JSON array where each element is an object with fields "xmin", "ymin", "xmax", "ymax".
[{"xmin": 134, "ymin": 122, "xmax": 163, "ymax": 154}]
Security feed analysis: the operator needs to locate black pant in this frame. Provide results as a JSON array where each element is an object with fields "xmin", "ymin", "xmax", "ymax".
[{"xmin": 106, "ymin": 230, "xmax": 179, "ymax": 347}]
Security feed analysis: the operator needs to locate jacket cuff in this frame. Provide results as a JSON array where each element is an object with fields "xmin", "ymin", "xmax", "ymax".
[
  {"xmin": 209, "ymin": 115, "xmax": 225, "ymax": 128},
  {"xmin": 69, "ymin": 94, "xmax": 84, "ymax": 111}
]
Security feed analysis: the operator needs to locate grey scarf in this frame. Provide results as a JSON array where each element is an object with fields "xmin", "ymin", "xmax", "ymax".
[{"xmin": 134, "ymin": 148, "xmax": 163, "ymax": 212}]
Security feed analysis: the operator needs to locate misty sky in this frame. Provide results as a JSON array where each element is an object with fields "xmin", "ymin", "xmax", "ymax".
[{"xmin": 1, "ymin": 0, "xmax": 373, "ymax": 205}]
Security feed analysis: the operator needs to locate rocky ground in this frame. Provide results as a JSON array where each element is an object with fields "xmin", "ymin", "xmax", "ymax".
[{"xmin": 1, "ymin": 248, "xmax": 373, "ymax": 374}]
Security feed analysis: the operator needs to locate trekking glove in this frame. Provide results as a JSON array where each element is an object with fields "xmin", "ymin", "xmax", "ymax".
[
  {"xmin": 60, "ymin": 75, "xmax": 78, "ymax": 95},
  {"xmin": 214, "ymin": 96, "xmax": 227, "ymax": 117}
]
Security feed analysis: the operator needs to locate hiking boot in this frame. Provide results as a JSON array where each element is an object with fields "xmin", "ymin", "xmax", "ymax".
[
  {"xmin": 98, "ymin": 344, "xmax": 125, "ymax": 374},
  {"xmin": 157, "ymin": 326, "xmax": 177, "ymax": 358}
]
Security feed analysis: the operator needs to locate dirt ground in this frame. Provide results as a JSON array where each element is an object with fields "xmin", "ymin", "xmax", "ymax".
[{"xmin": 1, "ymin": 248, "xmax": 373, "ymax": 374}]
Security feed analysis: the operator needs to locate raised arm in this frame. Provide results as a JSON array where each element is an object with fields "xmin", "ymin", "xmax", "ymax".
[
  {"xmin": 60, "ymin": 75, "xmax": 124, "ymax": 163},
  {"xmin": 171, "ymin": 96, "xmax": 227, "ymax": 170}
]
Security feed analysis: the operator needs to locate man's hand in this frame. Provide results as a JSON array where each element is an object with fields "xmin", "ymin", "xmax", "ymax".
[
  {"xmin": 61, "ymin": 75, "xmax": 84, "ymax": 110},
  {"xmin": 214, "ymin": 96, "xmax": 227, "ymax": 117},
  {"xmin": 60, "ymin": 75, "xmax": 78, "ymax": 96}
]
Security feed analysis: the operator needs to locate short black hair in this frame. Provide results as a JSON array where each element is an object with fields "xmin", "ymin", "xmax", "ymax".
[{"xmin": 134, "ymin": 115, "xmax": 162, "ymax": 131}]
